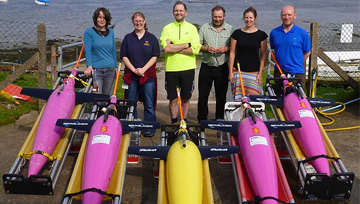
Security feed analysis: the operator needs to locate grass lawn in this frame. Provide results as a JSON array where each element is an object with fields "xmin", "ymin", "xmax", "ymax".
[{"xmin": 0, "ymin": 72, "xmax": 39, "ymax": 126}]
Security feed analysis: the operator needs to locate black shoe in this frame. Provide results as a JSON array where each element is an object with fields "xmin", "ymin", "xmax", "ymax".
[
  {"xmin": 143, "ymin": 132, "xmax": 155, "ymax": 137},
  {"xmin": 171, "ymin": 117, "xmax": 178, "ymax": 124}
]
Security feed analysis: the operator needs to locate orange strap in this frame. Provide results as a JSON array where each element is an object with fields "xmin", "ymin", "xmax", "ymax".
[
  {"xmin": 112, "ymin": 63, "xmax": 122, "ymax": 96},
  {"xmin": 75, "ymin": 44, "xmax": 84, "ymax": 69},
  {"xmin": 267, "ymin": 44, "xmax": 284, "ymax": 75},
  {"xmin": 236, "ymin": 63, "xmax": 246, "ymax": 97},
  {"xmin": 176, "ymin": 87, "xmax": 184, "ymax": 120}
]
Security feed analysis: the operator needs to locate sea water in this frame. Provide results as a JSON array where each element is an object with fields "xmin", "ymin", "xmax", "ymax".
[{"xmin": 0, "ymin": 0, "xmax": 359, "ymax": 42}]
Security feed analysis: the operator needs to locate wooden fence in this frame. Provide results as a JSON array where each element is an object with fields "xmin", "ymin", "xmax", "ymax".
[
  {"xmin": 0, "ymin": 24, "xmax": 47, "ymax": 108},
  {"xmin": 308, "ymin": 22, "xmax": 360, "ymax": 95}
]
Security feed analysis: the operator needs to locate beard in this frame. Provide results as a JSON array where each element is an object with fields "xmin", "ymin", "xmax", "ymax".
[{"xmin": 212, "ymin": 20, "xmax": 224, "ymax": 27}]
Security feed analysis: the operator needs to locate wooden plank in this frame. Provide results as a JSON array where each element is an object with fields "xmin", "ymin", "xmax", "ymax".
[
  {"xmin": 308, "ymin": 22, "xmax": 319, "ymax": 97},
  {"xmin": 51, "ymin": 45, "xmax": 57, "ymax": 86},
  {"xmin": 37, "ymin": 23, "xmax": 47, "ymax": 109},
  {"xmin": 318, "ymin": 49, "xmax": 360, "ymax": 93},
  {"xmin": 0, "ymin": 52, "xmax": 39, "ymax": 91}
]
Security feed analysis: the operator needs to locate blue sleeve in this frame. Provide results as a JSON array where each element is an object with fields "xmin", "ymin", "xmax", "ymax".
[
  {"xmin": 84, "ymin": 29, "xmax": 93, "ymax": 67},
  {"xmin": 302, "ymin": 31, "xmax": 311, "ymax": 53},
  {"xmin": 152, "ymin": 34, "xmax": 160, "ymax": 57},
  {"xmin": 112, "ymin": 31, "xmax": 117, "ymax": 66},
  {"xmin": 120, "ymin": 35, "xmax": 128, "ymax": 58}
]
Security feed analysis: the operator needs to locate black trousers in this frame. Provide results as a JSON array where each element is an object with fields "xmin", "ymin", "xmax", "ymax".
[{"xmin": 197, "ymin": 63, "xmax": 229, "ymax": 121}]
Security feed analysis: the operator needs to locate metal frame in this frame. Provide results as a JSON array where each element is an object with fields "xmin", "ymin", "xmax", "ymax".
[
  {"xmin": 3, "ymin": 72, "xmax": 93, "ymax": 195},
  {"xmin": 61, "ymin": 102, "xmax": 135, "ymax": 204},
  {"xmin": 264, "ymin": 75, "xmax": 354, "ymax": 200}
]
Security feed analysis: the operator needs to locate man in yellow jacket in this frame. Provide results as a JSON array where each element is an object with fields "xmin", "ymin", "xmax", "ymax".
[{"xmin": 160, "ymin": 1, "xmax": 201, "ymax": 124}]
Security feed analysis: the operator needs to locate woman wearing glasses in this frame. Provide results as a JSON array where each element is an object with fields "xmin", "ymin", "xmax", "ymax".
[{"xmin": 120, "ymin": 12, "xmax": 160, "ymax": 137}]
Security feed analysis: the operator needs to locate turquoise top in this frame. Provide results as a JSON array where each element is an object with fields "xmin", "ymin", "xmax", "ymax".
[{"xmin": 84, "ymin": 27, "xmax": 117, "ymax": 69}]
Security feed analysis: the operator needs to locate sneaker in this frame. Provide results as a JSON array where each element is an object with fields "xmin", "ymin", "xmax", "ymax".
[{"xmin": 143, "ymin": 132, "xmax": 155, "ymax": 137}]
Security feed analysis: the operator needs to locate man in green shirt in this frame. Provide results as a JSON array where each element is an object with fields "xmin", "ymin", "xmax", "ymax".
[
  {"xmin": 160, "ymin": 1, "xmax": 201, "ymax": 123},
  {"xmin": 197, "ymin": 5, "xmax": 234, "ymax": 122}
]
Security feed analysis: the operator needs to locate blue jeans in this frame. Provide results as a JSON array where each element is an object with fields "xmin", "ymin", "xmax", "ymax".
[
  {"xmin": 126, "ymin": 77, "xmax": 156, "ymax": 134},
  {"xmin": 95, "ymin": 68, "xmax": 116, "ymax": 95}
]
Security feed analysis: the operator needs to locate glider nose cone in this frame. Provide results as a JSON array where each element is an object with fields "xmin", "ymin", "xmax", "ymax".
[
  {"xmin": 28, "ymin": 154, "xmax": 48, "ymax": 177},
  {"xmin": 82, "ymin": 191, "xmax": 103, "ymax": 204},
  {"xmin": 261, "ymin": 199, "xmax": 279, "ymax": 204},
  {"xmin": 312, "ymin": 158, "xmax": 331, "ymax": 176}
]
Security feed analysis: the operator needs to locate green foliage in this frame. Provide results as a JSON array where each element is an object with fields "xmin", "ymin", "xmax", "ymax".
[
  {"xmin": 115, "ymin": 78, "xmax": 125, "ymax": 98},
  {"xmin": 0, "ymin": 71, "xmax": 9, "ymax": 81},
  {"xmin": 0, "ymin": 72, "xmax": 39, "ymax": 125},
  {"xmin": 0, "ymin": 72, "xmax": 51, "ymax": 89},
  {"xmin": 0, "ymin": 95, "xmax": 38, "ymax": 126},
  {"xmin": 14, "ymin": 73, "xmax": 40, "ymax": 88},
  {"xmin": 315, "ymin": 84, "xmax": 359, "ymax": 102}
]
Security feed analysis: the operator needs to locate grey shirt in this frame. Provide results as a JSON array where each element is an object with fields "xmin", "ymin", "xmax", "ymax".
[{"xmin": 199, "ymin": 22, "xmax": 234, "ymax": 67}]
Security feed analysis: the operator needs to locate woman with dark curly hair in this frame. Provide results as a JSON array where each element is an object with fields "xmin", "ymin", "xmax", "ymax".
[{"xmin": 84, "ymin": 7, "xmax": 117, "ymax": 95}]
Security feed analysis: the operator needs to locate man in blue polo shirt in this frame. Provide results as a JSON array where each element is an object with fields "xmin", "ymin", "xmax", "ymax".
[{"xmin": 270, "ymin": 5, "xmax": 311, "ymax": 89}]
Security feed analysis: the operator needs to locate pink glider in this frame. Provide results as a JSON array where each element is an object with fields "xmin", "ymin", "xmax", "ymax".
[
  {"xmin": 250, "ymin": 78, "xmax": 335, "ymax": 176},
  {"xmin": 238, "ymin": 116, "xmax": 278, "ymax": 204},
  {"xmin": 283, "ymin": 91, "xmax": 330, "ymax": 176},
  {"xmin": 27, "ymin": 70, "xmax": 77, "ymax": 176},
  {"xmin": 82, "ymin": 114, "xmax": 122, "ymax": 204},
  {"xmin": 201, "ymin": 105, "xmax": 301, "ymax": 203},
  {"xmin": 56, "ymin": 103, "xmax": 160, "ymax": 204},
  {"xmin": 20, "ymin": 69, "xmax": 110, "ymax": 177}
]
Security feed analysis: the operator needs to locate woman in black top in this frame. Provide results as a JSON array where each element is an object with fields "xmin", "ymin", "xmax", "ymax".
[{"xmin": 228, "ymin": 7, "xmax": 268, "ymax": 100}]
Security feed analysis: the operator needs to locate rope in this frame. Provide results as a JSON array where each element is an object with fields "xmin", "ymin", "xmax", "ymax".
[
  {"xmin": 64, "ymin": 187, "xmax": 118, "ymax": 199},
  {"xmin": 316, "ymin": 102, "xmax": 360, "ymax": 131},
  {"xmin": 301, "ymin": 154, "xmax": 339, "ymax": 164},
  {"xmin": 297, "ymin": 154, "xmax": 340, "ymax": 177},
  {"xmin": 175, "ymin": 128, "xmax": 189, "ymax": 136},
  {"xmin": 19, "ymin": 150, "xmax": 61, "ymax": 161},
  {"xmin": 72, "ymin": 76, "xmax": 90, "ymax": 87},
  {"xmin": 246, "ymin": 196, "xmax": 290, "ymax": 204},
  {"xmin": 311, "ymin": 70, "xmax": 360, "ymax": 132}
]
